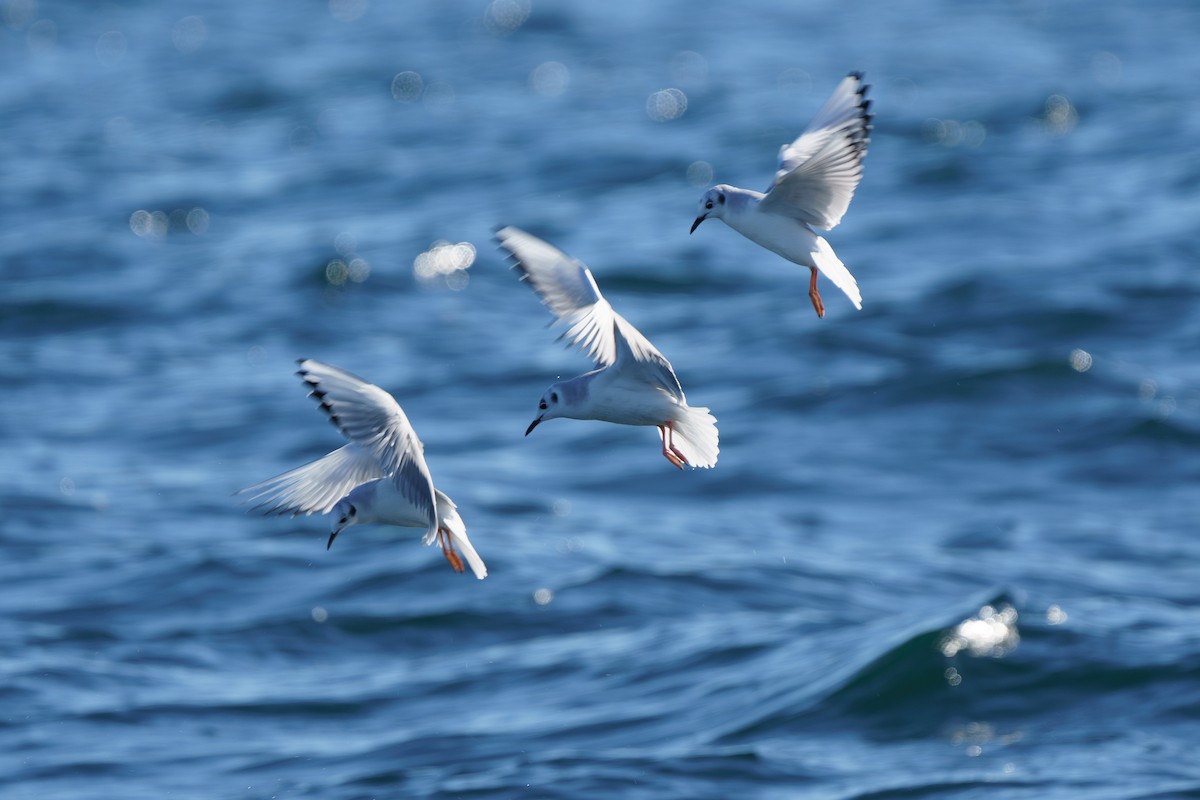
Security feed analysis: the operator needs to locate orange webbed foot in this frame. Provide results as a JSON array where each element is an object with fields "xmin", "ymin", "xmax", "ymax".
[{"xmin": 438, "ymin": 529, "xmax": 465, "ymax": 573}]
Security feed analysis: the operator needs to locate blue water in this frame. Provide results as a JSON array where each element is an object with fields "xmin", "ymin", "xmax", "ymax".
[{"xmin": 4, "ymin": 1, "xmax": 1200, "ymax": 797}]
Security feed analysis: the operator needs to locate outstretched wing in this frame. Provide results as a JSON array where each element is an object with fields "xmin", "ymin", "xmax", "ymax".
[
  {"xmin": 759, "ymin": 72, "xmax": 872, "ymax": 230},
  {"xmin": 297, "ymin": 359, "xmax": 437, "ymax": 534},
  {"xmin": 238, "ymin": 443, "xmax": 384, "ymax": 516},
  {"xmin": 496, "ymin": 225, "xmax": 619, "ymax": 366},
  {"xmin": 496, "ymin": 226, "xmax": 684, "ymax": 399}
]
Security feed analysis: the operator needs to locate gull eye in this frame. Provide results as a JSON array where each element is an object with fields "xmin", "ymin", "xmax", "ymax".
[
  {"xmin": 704, "ymin": 201, "xmax": 713, "ymax": 210},
  {"xmin": 539, "ymin": 401, "xmax": 548, "ymax": 411},
  {"xmin": 550, "ymin": 392, "xmax": 558, "ymax": 403}
]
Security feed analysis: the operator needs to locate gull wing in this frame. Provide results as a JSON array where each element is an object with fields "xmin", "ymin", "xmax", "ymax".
[
  {"xmin": 238, "ymin": 443, "xmax": 384, "ymax": 517},
  {"xmin": 496, "ymin": 226, "xmax": 684, "ymax": 399},
  {"xmin": 297, "ymin": 359, "xmax": 437, "ymax": 534},
  {"xmin": 496, "ymin": 225, "xmax": 619, "ymax": 366},
  {"xmin": 759, "ymin": 72, "xmax": 872, "ymax": 230},
  {"xmin": 612, "ymin": 316, "xmax": 684, "ymax": 401}
]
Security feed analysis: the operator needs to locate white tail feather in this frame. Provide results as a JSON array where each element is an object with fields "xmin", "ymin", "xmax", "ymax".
[
  {"xmin": 433, "ymin": 489, "xmax": 487, "ymax": 579},
  {"xmin": 812, "ymin": 234, "xmax": 862, "ymax": 310},
  {"xmin": 670, "ymin": 406, "xmax": 719, "ymax": 469}
]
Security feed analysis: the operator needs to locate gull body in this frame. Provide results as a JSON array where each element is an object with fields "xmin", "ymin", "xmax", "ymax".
[
  {"xmin": 497, "ymin": 226, "xmax": 718, "ymax": 469},
  {"xmin": 240, "ymin": 359, "xmax": 487, "ymax": 579},
  {"xmin": 692, "ymin": 72, "xmax": 872, "ymax": 318}
]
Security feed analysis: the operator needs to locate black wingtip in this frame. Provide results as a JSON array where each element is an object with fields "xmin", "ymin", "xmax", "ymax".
[{"xmin": 494, "ymin": 228, "xmax": 525, "ymax": 272}]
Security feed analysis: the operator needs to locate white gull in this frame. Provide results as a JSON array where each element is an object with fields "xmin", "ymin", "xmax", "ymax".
[
  {"xmin": 691, "ymin": 71, "xmax": 872, "ymax": 318},
  {"xmin": 496, "ymin": 226, "xmax": 718, "ymax": 470},
  {"xmin": 239, "ymin": 359, "xmax": 487, "ymax": 579}
]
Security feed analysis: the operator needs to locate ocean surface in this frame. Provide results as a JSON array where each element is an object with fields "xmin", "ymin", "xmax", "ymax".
[{"xmin": 3, "ymin": 1, "xmax": 1200, "ymax": 797}]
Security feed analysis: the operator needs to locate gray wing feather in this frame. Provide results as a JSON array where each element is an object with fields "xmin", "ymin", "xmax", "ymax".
[
  {"xmin": 759, "ymin": 72, "xmax": 872, "ymax": 230},
  {"xmin": 238, "ymin": 443, "xmax": 384, "ymax": 516},
  {"xmin": 496, "ymin": 225, "xmax": 619, "ymax": 367},
  {"xmin": 297, "ymin": 360, "xmax": 438, "ymax": 532},
  {"xmin": 612, "ymin": 315, "xmax": 684, "ymax": 401},
  {"xmin": 496, "ymin": 227, "xmax": 685, "ymax": 400}
]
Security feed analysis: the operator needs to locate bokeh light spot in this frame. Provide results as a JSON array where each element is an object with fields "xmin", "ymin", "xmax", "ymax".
[
  {"xmin": 961, "ymin": 120, "xmax": 986, "ymax": 147},
  {"xmin": 1046, "ymin": 604, "xmax": 1068, "ymax": 625},
  {"xmin": 130, "ymin": 211, "xmax": 150, "ymax": 235},
  {"xmin": 1069, "ymin": 348, "xmax": 1092, "ymax": 372},
  {"xmin": 1156, "ymin": 394, "xmax": 1177, "ymax": 419},
  {"xmin": 347, "ymin": 257, "xmax": 370, "ymax": 283},
  {"xmin": 485, "ymin": 0, "xmax": 530, "ymax": 36},
  {"xmin": 95, "ymin": 30, "xmax": 127, "ymax": 66},
  {"xmin": 326, "ymin": 259, "xmax": 348, "ymax": 285},
  {"xmin": 533, "ymin": 588, "xmax": 553, "ymax": 606},
  {"xmin": 414, "ymin": 240, "xmax": 475, "ymax": 289},
  {"xmin": 391, "ymin": 71, "xmax": 423, "ymax": 103},
  {"xmin": 924, "ymin": 118, "xmax": 986, "ymax": 148},
  {"xmin": 311, "ymin": 606, "xmax": 328, "ymax": 623},
  {"xmin": 171, "ymin": 15, "xmax": 206, "ymax": 54},
  {"xmin": 129, "ymin": 209, "xmax": 168, "ymax": 239},
  {"xmin": 646, "ymin": 88, "xmax": 687, "ymax": 122},
  {"xmin": 686, "ymin": 160, "xmax": 713, "ymax": 187},
  {"xmin": 186, "ymin": 208, "xmax": 209, "ymax": 235},
  {"xmin": 1043, "ymin": 94, "xmax": 1077, "ymax": 135},
  {"xmin": 530, "ymin": 61, "xmax": 569, "ymax": 97},
  {"xmin": 941, "ymin": 604, "xmax": 1019, "ymax": 658},
  {"xmin": 334, "ymin": 231, "xmax": 357, "ymax": 256}
]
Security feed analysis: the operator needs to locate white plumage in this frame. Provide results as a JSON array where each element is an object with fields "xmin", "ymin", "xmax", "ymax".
[
  {"xmin": 496, "ymin": 226, "xmax": 719, "ymax": 470},
  {"xmin": 239, "ymin": 359, "xmax": 487, "ymax": 579},
  {"xmin": 692, "ymin": 72, "xmax": 872, "ymax": 318}
]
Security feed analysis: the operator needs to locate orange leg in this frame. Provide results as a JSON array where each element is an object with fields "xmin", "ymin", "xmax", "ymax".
[
  {"xmin": 808, "ymin": 268, "xmax": 825, "ymax": 318},
  {"xmin": 666, "ymin": 422, "xmax": 689, "ymax": 464},
  {"xmin": 658, "ymin": 424, "xmax": 686, "ymax": 470},
  {"xmin": 438, "ymin": 528, "xmax": 465, "ymax": 573}
]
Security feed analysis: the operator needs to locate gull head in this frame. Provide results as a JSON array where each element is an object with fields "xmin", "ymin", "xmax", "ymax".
[
  {"xmin": 691, "ymin": 185, "xmax": 729, "ymax": 233},
  {"xmin": 327, "ymin": 498, "xmax": 360, "ymax": 550},
  {"xmin": 525, "ymin": 384, "xmax": 568, "ymax": 436}
]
